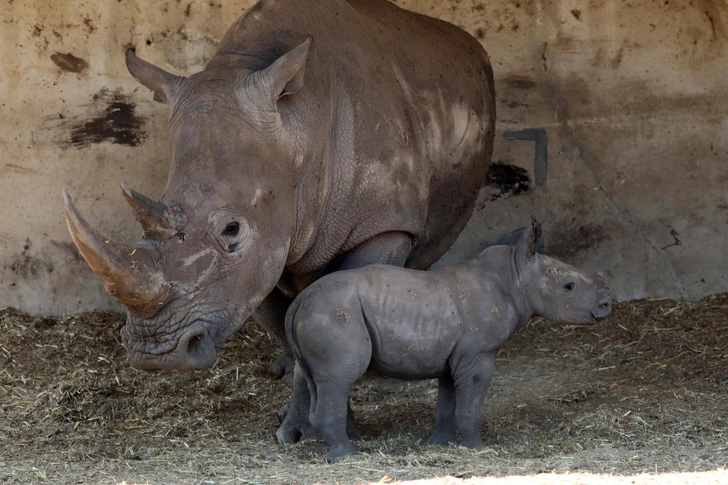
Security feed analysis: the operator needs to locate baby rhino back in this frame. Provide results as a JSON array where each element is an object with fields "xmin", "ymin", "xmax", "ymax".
[{"xmin": 290, "ymin": 265, "xmax": 463, "ymax": 380}]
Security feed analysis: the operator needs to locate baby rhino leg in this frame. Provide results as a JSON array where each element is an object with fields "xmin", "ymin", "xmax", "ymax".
[
  {"xmin": 453, "ymin": 352, "xmax": 496, "ymax": 448},
  {"xmin": 312, "ymin": 380, "xmax": 360, "ymax": 462},
  {"xmin": 296, "ymin": 304, "xmax": 372, "ymax": 462},
  {"xmin": 425, "ymin": 375, "xmax": 457, "ymax": 446}
]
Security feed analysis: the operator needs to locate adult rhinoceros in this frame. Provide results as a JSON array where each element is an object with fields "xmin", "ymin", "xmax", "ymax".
[{"xmin": 62, "ymin": 0, "xmax": 495, "ymax": 375}]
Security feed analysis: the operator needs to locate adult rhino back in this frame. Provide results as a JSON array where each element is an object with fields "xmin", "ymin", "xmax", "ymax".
[{"xmin": 62, "ymin": 0, "xmax": 495, "ymax": 371}]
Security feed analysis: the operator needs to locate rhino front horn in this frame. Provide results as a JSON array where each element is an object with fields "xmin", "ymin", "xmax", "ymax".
[{"xmin": 61, "ymin": 189, "xmax": 169, "ymax": 313}]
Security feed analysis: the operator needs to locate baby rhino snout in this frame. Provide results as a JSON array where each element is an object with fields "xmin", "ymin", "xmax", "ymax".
[
  {"xmin": 591, "ymin": 272, "xmax": 613, "ymax": 320},
  {"xmin": 592, "ymin": 297, "xmax": 612, "ymax": 319}
]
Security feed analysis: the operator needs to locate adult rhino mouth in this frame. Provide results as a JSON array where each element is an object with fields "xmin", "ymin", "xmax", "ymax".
[{"xmin": 121, "ymin": 324, "xmax": 218, "ymax": 371}]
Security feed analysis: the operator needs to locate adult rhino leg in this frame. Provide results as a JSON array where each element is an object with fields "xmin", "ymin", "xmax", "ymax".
[
  {"xmin": 276, "ymin": 361, "xmax": 313, "ymax": 443},
  {"xmin": 425, "ymin": 374, "xmax": 458, "ymax": 446},
  {"xmin": 453, "ymin": 352, "xmax": 497, "ymax": 449},
  {"xmin": 330, "ymin": 231, "xmax": 412, "ymax": 271},
  {"xmin": 252, "ymin": 287, "xmax": 295, "ymax": 385}
]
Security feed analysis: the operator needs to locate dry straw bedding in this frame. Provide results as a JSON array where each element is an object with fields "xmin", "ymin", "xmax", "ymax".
[{"xmin": 1, "ymin": 294, "xmax": 727, "ymax": 484}]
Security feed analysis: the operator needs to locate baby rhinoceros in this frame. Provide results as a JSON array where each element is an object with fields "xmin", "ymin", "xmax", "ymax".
[{"xmin": 277, "ymin": 219, "xmax": 612, "ymax": 462}]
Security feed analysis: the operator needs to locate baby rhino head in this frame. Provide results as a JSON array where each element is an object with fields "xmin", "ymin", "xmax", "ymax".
[{"xmin": 515, "ymin": 220, "xmax": 613, "ymax": 324}]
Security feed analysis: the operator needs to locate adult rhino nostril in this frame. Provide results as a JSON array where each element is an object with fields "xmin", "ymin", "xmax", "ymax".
[
  {"xmin": 182, "ymin": 330, "xmax": 216, "ymax": 369},
  {"xmin": 187, "ymin": 334, "xmax": 203, "ymax": 355}
]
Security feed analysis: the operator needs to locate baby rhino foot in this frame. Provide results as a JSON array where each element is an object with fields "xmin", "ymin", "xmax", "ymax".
[
  {"xmin": 424, "ymin": 431, "xmax": 457, "ymax": 447},
  {"xmin": 460, "ymin": 437, "xmax": 485, "ymax": 449},
  {"xmin": 324, "ymin": 442, "xmax": 360, "ymax": 463}
]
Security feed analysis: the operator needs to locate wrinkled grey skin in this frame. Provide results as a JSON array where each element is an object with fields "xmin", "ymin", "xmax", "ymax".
[
  {"xmin": 277, "ymin": 220, "xmax": 612, "ymax": 462},
  {"xmin": 62, "ymin": 0, "xmax": 495, "ymax": 376}
]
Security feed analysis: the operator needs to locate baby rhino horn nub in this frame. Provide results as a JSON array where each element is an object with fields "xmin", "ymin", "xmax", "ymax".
[
  {"xmin": 120, "ymin": 184, "xmax": 187, "ymax": 239},
  {"xmin": 61, "ymin": 189, "xmax": 168, "ymax": 314}
]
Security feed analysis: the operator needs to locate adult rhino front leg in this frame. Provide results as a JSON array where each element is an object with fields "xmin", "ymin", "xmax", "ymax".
[
  {"xmin": 276, "ymin": 361, "xmax": 314, "ymax": 443},
  {"xmin": 330, "ymin": 232, "xmax": 412, "ymax": 271},
  {"xmin": 252, "ymin": 287, "xmax": 295, "ymax": 385}
]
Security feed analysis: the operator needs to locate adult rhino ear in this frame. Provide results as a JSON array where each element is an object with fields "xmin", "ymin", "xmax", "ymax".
[
  {"xmin": 125, "ymin": 48, "xmax": 186, "ymax": 104},
  {"xmin": 246, "ymin": 37, "xmax": 312, "ymax": 108},
  {"xmin": 514, "ymin": 217, "xmax": 542, "ymax": 273}
]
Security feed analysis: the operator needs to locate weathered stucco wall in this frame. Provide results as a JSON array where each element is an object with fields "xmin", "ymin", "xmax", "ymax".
[{"xmin": 1, "ymin": 0, "xmax": 727, "ymax": 315}]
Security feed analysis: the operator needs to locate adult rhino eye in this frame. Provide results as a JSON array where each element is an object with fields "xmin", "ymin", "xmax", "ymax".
[
  {"xmin": 222, "ymin": 222, "xmax": 240, "ymax": 237},
  {"xmin": 564, "ymin": 282, "xmax": 576, "ymax": 292}
]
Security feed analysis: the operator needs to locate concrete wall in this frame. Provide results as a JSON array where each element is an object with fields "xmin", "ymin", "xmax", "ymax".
[{"xmin": 1, "ymin": 0, "xmax": 727, "ymax": 315}]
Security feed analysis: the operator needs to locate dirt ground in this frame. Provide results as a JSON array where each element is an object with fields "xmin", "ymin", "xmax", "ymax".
[{"xmin": 1, "ymin": 293, "xmax": 727, "ymax": 484}]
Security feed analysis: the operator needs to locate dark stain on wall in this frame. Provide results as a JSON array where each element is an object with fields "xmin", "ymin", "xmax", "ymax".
[
  {"xmin": 63, "ymin": 90, "xmax": 147, "ymax": 148},
  {"xmin": 5, "ymin": 238, "xmax": 55, "ymax": 280},
  {"xmin": 547, "ymin": 222, "xmax": 611, "ymax": 260},
  {"xmin": 50, "ymin": 52, "xmax": 89, "ymax": 73},
  {"xmin": 504, "ymin": 76, "xmax": 537, "ymax": 90},
  {"xmin": 484, "ymin": 162, "xmax": 531, "ymax": 201}
]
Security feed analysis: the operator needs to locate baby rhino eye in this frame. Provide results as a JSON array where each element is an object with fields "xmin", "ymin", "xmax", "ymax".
[
  {"xmin": 564, "ymin": 282, "xmax": 576, "ymax": 292},
  {"xmin": 222, "ymin": 222, "xmax": 240, "ymax": 237}
]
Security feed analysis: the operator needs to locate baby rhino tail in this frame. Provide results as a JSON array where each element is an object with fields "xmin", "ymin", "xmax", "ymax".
[{"xmin": 285, "ymin": 296, "xmax": 313, "ymax": 378}]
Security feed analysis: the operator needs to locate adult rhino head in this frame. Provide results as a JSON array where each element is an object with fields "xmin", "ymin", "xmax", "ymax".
[{"xmin": 63, "ymin": 39, "xmax": 312, "ymax": 371}]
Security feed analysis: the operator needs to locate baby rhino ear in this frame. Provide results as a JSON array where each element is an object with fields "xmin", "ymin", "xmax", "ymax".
[{"xmin": 515, "ymin": 218, "xmax": 542, "ymax": 271}]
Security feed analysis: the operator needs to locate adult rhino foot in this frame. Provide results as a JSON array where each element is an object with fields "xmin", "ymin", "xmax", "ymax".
[
  {"xmin": 276, "ymin": 420, "xmax": 311, "ymax": 444},
  {"xmin": 424, "ymin": 431, "xmax": 457, "ymax": 447},
  {"xmin": 276, "ymin": 402, "xmax": 290, "ymax": 423},
  {"xmin": 323, "ymin": 442, "xmax": 360, "ymax": 463},
  {"xmin": 271, "ymin": 353, "xmax": 294, "ymax": 386}
]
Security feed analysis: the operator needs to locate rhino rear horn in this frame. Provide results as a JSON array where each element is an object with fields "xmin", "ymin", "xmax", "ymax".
[
  {"xmin": 120, "ymin": 184, "xmax": 187, "ymax": 239},
  {"xmin": 62, "ymin": 189, "xmax": 169, "ymax": 313},
  {"xmin": 125, "ymin": 48, "xmax": 186, "ymax": 104}
]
